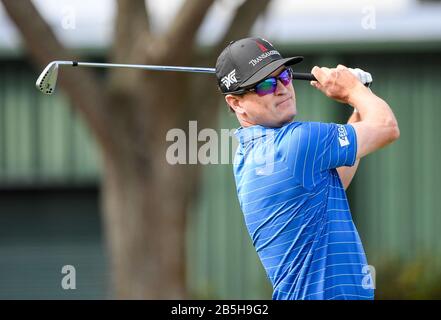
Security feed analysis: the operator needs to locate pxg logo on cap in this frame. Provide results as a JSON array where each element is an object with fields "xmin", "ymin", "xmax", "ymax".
[
  {"xmin": 221, "ymin": 69, "xmax": 238, "ymax": 90},
  {"xmin": 215, "ymin": 37, "xmax": 304, "ymax": 94}
]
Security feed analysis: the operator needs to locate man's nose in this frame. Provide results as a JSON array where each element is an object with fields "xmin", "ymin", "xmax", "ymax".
[{"xmin": 274, "ymin": 79, "xmax": 288, "ymax": 95}]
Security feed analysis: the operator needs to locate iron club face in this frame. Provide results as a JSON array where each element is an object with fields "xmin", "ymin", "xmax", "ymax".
[{"xmin": 35, "ymin": 61, "xmax": 59, "ymax": 95}]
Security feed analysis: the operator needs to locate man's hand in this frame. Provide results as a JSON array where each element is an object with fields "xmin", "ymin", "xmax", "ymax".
[{"xmin": 310, "ymin": 65, "xmax": 369, "ymax": 104}]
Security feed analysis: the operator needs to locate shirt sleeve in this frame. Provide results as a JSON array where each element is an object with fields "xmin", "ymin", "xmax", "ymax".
[{"xmin": 287, "ymin": 122, "xmax": 358, "ymax": 188}]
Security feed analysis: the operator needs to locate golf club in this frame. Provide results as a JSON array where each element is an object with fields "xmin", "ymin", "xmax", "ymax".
[{"xmin": 35, "ymin": 60, "xmax": 371, "ymax": 95}]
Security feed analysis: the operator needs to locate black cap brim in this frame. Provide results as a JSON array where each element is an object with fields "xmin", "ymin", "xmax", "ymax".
[{"xmin": 240, "ymin": 56, "xmax": 304, "ymax": 89}]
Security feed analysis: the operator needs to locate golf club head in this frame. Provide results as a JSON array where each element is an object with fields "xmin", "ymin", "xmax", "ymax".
[{"xmin": 35, "ymin": 62, "xmax": 59, "ymax": 95}]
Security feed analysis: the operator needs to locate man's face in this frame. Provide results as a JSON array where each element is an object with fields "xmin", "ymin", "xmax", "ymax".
[{"xmin": 226, "ymin": 67, "xmax": 297, "ymax": 128}]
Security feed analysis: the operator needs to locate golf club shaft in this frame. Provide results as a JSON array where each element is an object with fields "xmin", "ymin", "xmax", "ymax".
[
  {"xmin": 64, "ymin": 61, "xmax": 317, "ymax": 80},
  {"xmin": 73, "ymin": 61, "xmax": 217, "ymax": 74}
]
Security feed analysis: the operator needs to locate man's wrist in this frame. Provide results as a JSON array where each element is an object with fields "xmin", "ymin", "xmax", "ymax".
[{"xmin": 347, "ymin": 84, "xmax": 371, "ymax": 108}]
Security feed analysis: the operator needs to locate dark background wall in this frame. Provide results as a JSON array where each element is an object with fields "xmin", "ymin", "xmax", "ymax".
[{"xmin": 0, "ymin": 185, "xmax": 108, "ymax": 299}]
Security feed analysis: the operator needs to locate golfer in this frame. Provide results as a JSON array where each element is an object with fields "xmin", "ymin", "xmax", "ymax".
[{"xmin": 215, "ymin": 37, "xmax": 399, "ymax": 300}]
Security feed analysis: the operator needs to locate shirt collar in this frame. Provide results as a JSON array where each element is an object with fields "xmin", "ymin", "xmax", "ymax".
[{"xmin": 234, "ymin": 125, "xmax": 273, "ymax": 144}]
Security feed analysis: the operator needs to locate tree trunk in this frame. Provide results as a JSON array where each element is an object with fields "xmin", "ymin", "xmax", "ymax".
[
  {"xmin": 99, "ymin": 74, "xmax": 200, "ymax": 299},
  {"xmin": 101, "ymin": 152, "xmax": 190, "ymax": 298}
]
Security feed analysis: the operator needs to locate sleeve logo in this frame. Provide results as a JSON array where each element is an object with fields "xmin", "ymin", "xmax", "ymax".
[
  {"xmin": 337, "ymin": 124, "xmax": 350, "ymax": 147},
  {"xmin": 221, "ymin": 69, "xmax": 237, "ymax": 90}
]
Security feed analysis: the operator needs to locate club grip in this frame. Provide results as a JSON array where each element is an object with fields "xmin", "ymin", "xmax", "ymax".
[
  {"xmin": 293, "ymin": 70, "xmax": 372, "ymax": 87},
  {"xmin": 292, "ymin": 72, "xmax": 316, "ymax": 81}
]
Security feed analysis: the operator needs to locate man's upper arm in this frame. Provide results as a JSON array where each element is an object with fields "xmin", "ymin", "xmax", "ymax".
[
  {"xmin": 287, "ymin": 122, "xmax": 358, "ymax": 187},
  {"xmin": 350, "ymin": 121, "xmax": 399, "ymax": 159}
]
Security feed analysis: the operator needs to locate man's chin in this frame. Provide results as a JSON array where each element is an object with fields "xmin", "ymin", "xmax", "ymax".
[
  {"xmin": 279, "ymin": 117, "xmax": 295, "ymax": 126},
  {"xmin": 277, "ymin": 112, "xmax": 296, "ymax": 126}
]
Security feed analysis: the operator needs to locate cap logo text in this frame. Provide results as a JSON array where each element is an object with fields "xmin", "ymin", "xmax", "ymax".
[
  {"xmin": 221, "ymin": 69, "xmax": 237, "ymax": 90},
  {"xmin": 248, "ymin": 50, "xmax": 280, "ymax": 67}
]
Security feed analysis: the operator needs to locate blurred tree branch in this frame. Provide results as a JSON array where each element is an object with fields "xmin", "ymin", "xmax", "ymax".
[
  {"xmin": 109, "ymin": 0, "xmax": 152, "ymax": 94},
  {"xmin": 218, "ymin": 0, "xmax": 272, "ymax": 53},
  {"xmin": 150, "ymin": 0, "xmax": 215, "ymax": 64},
  {"xmin": 112, "ymin": 0, "xmax": 151, "ymax": 62}
]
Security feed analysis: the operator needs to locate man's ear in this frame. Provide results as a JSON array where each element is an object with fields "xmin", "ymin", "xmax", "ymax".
[{"xmin": 225, "ymin": 94, "xmax": 245, "ymax": 114}]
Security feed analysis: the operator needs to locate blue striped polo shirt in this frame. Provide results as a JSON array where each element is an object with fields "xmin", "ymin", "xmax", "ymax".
[{"xmin": 233, "ymin": 121, "xmax": 374, "ymax": 300}]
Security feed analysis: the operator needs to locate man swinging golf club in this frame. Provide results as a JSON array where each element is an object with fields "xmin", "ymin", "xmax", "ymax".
[{"xmin": 215, "ymin": 37, "xmax": 400, "ymax": 300}]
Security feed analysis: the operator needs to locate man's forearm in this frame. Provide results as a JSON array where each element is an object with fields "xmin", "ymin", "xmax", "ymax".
[
  {"xmin": 348, "ymin": 86, "xmax": 397, "ymax": 127},
  {"xmin": 337, "ymin": 110, "xmax": 361, "ymax": 190}
]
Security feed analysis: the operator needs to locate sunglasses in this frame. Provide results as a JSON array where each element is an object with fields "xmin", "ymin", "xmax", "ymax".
[{"xmin": 245, "ymin": 68, "xmax": 293, "ymax": 96}]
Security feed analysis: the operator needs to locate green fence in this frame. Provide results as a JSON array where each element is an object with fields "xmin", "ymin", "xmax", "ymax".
[{"xmin": 0, "ymin": 60, "xmax": 100, "ymax": 184}]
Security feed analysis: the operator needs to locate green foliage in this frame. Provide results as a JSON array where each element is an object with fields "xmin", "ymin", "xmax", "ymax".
[{"xmin": 374, "ymin": 257, "xmax": 441, "ymax": 299}]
